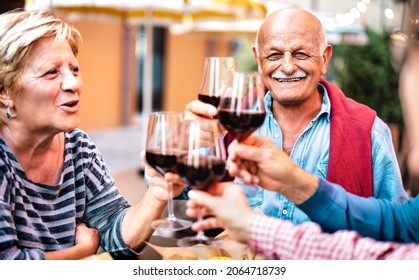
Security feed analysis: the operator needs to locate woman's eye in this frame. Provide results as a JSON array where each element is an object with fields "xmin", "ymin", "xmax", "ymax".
[{"xmin": 44, "ymin": 69, "xmax": 58, "ymax": 76}]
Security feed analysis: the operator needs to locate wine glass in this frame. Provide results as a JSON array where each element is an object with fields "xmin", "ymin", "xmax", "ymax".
[
  {"xmin": 145, "ymin": 111, "xmax": 192, "ymax": 233},
  {"xmin": 197, "ymin": 56, "xmax": 238, "ymax": 108},
  {"xmin": 218, "ymin": 71, "xmax": 266, "ymax": 194},
  {"xmin": 176, "ymin": 119, "xmax": 226, "ymax": 247}
]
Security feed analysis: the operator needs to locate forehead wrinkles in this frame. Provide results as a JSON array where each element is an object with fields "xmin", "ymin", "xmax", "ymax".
[
  {"xmin": 24, "ymin": 38, "xmax": 57, "ymax": 72},
  {"xmin": 261, "ymin": 34, "xmax": 320, "ymax": 54}
]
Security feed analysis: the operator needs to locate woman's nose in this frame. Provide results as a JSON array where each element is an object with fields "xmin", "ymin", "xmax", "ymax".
[{"xmin": 61, "ymin": 70, "xmax": 81, "ymax": 93}]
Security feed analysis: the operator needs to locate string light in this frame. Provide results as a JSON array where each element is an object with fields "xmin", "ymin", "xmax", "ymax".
[
  {"xmin": 351, "ymin": 8, "xmax": 361, "ymax": 19},
  {"xmin": 335, "ymin": 0, "xmax": 372, "ymax": 25},
  {"xmin": 356, "ymin": 1, "xmax": 368, "ymax": 13},
  {"xmin": 385, "ymin": 8, "xmax": 394, "ymax": 19},
  {"xmin": 333, "ymin": 0, "xmax": 399, "ymax": 34}
]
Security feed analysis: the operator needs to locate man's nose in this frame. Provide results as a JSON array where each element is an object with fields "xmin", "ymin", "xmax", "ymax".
[{"xmin": 280, "ymin": 52, "xmax": 298, "ymax": 74}]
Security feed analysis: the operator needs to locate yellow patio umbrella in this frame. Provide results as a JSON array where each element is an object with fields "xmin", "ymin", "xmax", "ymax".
[{"xmin": 170, "ymin": 0, "xmax": 268, "ymax": 38}]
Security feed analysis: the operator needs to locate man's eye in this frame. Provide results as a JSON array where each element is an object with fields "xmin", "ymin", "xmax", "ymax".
[
  {"xmin": 294, "ymin": 53, "xmax": 309, "ymax": 60},
  {"xmin": 266, "ymin": 54, "xmax": 283, "ymax": 61}
]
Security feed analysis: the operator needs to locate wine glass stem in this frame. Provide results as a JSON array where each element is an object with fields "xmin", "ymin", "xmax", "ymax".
[
  {"xmin": 195, "ymin": 208, "xmax": 206, "ymax": 240},
  {"xmin": 167, "ymin": 182, "xmax": 176, "ymax": 222}
]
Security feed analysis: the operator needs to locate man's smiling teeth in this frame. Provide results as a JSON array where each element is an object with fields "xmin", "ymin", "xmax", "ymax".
[
  {"xmin": 271, "ymin": 69, "xmax": 307, "ymax": 82},
  {"xmin": 275, "ymin": 77, "xmax": 303, "ymax": 82}
]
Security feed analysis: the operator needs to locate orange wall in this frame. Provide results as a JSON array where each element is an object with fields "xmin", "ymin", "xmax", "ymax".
[
  {"xmin": 163, "ymin": 33, "xmax": 235, "ymax": 111},
  {"xmin": 163, "ymin": 33, "xmax": 206, "ymax": 111},
  {"xmin": 74, "ymin": 19, "xmax": 124, "ymax": 131}
]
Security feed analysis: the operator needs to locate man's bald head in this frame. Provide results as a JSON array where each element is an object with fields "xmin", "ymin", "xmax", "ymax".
[{"xmin": 254, "ymin": 8, "xmax": 327, "ymax": 55}]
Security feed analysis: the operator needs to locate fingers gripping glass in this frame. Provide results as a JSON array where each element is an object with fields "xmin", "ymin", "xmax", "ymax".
[{"xmin": 145, "ymin": 111, "xmax": 192, "ymax": 233}]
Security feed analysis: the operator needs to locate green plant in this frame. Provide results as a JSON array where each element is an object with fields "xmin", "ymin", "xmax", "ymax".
[
  {"xmin": 233, "ymin": 40, "xmax": 258, "ymax": 71},
  {"xmin": 333, "ymin": 29, "xmax": 403, "ymax": 125}
]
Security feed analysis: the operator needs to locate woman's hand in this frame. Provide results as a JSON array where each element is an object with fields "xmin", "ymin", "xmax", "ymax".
[
  {"xmin": 74, "ymin": 223, "xmax": 100, "ymax": 255},
  {"xmin": 45, "ymin": 223, "xmax": 100, "ymax": 260},
  {"xmin": 140, "ymin": 151, "xmax": 186, "ymax": 201}
]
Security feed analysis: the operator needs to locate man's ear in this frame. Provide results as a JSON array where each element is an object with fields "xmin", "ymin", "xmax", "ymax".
[
  {"xmin": 252, "ymin": 46, "xmax": 263, "ymax": 74},
  {"xmin": 321, "ymin": 45, "xmax": 333, "ymax": 76},
  {"xmin": 252, "ymin": 46, "xmax": 258, "ymax": 60}
]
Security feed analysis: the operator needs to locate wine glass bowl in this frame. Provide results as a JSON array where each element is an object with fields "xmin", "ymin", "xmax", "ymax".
[
  {"xmin": 177, "ymin": 154, "xmax": 226, "ymax": 192},
  {"xmin": 145, "ymin": 150, "xmax": 177, "ymax": 175},
  {"xmin": 145, "ymin": 111, "xmax": 192, "ymax": 232},
  {"xmin": 197, "ymin": 56, "xmax": 238, "ymax": 108},
  {"xmin": 218, "ymin": 71, "xmax": 266, "ymax": 142},
  {"xmin": 176, "ymin": 119, "xmax": 226, "ymax": 247},
  {"xmin": 218, "ymin": 107, "xmax": 266, "ymax": 142}
]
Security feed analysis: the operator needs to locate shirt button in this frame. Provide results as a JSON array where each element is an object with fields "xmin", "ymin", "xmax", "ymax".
[
  {"xmin": 282, "ymin": 209, "xmax": 288, "ymax": 215},
  {"xmin": 274, "ymin": 133, "xmax": 280, "ymax": 138}
]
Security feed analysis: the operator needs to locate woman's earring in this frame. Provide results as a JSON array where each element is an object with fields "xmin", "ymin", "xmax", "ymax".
[{"xmin": 6, "ymin": 106, "xmax": 11, "ymax": 119}]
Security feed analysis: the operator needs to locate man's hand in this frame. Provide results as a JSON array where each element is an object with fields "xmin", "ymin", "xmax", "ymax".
[
  {"xmin": 184, "ymin": 100, "xmax": 218, "ymax": 120},
  {"xmin": 227, "ymin": 135, "xmax": 318, "ymax": 204}
]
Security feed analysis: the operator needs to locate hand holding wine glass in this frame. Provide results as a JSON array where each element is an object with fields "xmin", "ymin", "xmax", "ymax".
[
  {"xmin": 176, "ymin": 118, "xmax": 226, "ymax": 247},
  {"xmin": 145, "ymin": 111, "xmax": 192, "ymax": 233},
  {"xmin": 198, "ymin": 56, "xmax": 238, "ymax": 108}
]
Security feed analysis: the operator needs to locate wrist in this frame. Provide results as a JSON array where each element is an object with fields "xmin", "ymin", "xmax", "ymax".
[
  {"xmin": 230, "ymin": 211, "xmax": 254, "ymax": 243},
  {"xmin": 284, "ymin": 166, "xmax": 319, "ymax": 204},
  {"xmin": 146, "ymin": 188, "xmax": 168, "ymax": 208}
]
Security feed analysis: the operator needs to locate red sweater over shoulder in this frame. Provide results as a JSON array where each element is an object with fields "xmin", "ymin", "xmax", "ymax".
[{"xmin": 321, "ymin": 78, "xmax": 375, "ymax": 197}]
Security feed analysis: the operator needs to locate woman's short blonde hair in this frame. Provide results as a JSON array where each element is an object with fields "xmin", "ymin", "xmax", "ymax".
[{"xmin": 0, "ymin": 8, "xmax": 82, "ymax": 96}]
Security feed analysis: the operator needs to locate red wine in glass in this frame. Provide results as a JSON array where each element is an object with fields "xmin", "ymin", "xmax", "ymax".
[
  {"xmin": 145, "ymin": 148, "xmax": 178, "ymax": 175},
  {"xmin": 197, "ymin": 94, "xmax": 221, "ymax": 108},
  {"xmin": 218, "ymin": 71, "xmax": 266, "ymax": 141},
  {"xmin": 218, "ymin": 109, "xmax": 266, "ymax": 142},
  {"xmin": 177, "ymin": 155, "xmax": 226, "ymax": 191}
]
